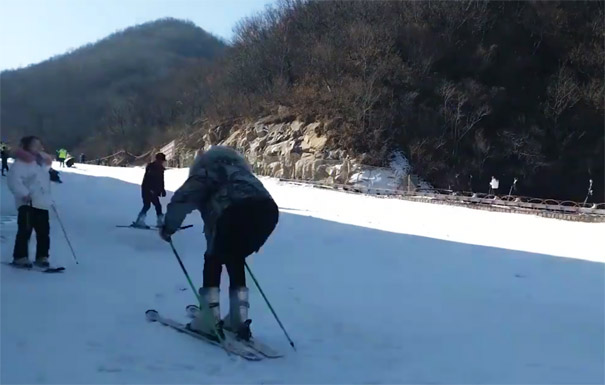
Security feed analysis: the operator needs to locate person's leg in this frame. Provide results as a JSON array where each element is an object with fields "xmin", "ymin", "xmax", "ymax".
[
  {"xmin": 225, "ymin": 258, "xmax": 246, "ymax": 288},
  {"xmin": 224, "ymin": 257, "xmax": 251, "ymax": 339},
  {"xmin": 151, "ymin": 193, "xmax": 164, "ymax": 226},
  {"xmin": 189, "ymin": 253, "xmax": 223, "ymax": 336},
  {"xmin": 216, "ymin": 200, "xmax": 277, "ymax": 339},
  {"xmin": 134, "ymin": 190, "xmax": 151, "ymax": 225},
  {"xmin": 13, "ymin": 206, "xmax": 33, "ymax": 263},
  {"xmin": 33, "ymin": 209, "xmax": 50, "ymax": 266},
  {"xmin": 151, "ymin": 194, "xmax": 162, "ymax": 216},
  {"xmin": 141, "ymin": 190, "xmax": 152, "ymax": 214},
  {"xmin": 203, "ymin": 253, "xmax": 222, "ymax": 288}
]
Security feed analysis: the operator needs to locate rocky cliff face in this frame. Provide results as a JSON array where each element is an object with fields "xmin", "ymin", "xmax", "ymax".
[
  {"xmin": 171, "ymin": 115, "xmax": 352, "ymax": 183},
  {"xmin": 167, "ymin": 112, "xmax": 422, "ymax": 192}
]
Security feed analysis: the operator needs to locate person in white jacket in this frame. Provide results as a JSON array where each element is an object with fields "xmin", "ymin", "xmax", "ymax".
[
  {"xmin": 7, "ymin": 136, "xmax": 54, "ymax": 268},
  {"xmin": 489, "ymin": 176, "xmax": 500, "ymax": 195}
]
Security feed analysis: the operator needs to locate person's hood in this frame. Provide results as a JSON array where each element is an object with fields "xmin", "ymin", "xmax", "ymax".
[
  {"xmin": 189, "ymin": 145, "xmax": 251, "ymax": 177},
  {"xmin": 15, "ymin": 148, "xmax": 52, "ymax": 165}
]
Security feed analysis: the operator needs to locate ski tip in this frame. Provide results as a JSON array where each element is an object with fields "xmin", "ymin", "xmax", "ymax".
[{"xmin": 145, "ymin": 309, "xmax": 160, "ymax": 322}]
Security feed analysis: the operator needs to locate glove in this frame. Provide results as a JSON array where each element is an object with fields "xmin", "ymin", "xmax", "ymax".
[
  {"xmin": 159, "ymin": 226, "xmax": 172, "ymax": 242},
  {"xmin": 161, "ymin": 190, "xmax": 166, "ymax": 197}
]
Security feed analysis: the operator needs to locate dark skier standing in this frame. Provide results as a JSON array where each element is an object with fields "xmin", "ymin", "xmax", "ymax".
[
  {"xmin": 159, "ymin": 146, "xmax": 279, "ymax": 341},
  {"xmin": 1, "ymin": 142, "xmax": 9, "ymax": 176},
  {"xmin": 133, "ymin": 153, "xmax": 166, "ymax": 228}
]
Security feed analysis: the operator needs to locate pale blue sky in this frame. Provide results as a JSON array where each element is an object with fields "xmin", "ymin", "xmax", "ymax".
[{"xmin": 0, "ymin": 0, "xmax": 274, "ymax": 70}]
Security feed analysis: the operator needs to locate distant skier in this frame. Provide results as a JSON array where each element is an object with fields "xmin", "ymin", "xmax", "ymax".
[
  {"xmin": 133, "ymin": 153, "xmax": 167, "ymax": 228},
  {"xmin": 1, "ymin": 141, "xmax": 9, "ymax": 176},
  {"xmin": 7, "ymin": 136, "xmax": 54, "ymax": 268},
  {"xmin": 79, "ymin": 153, "xmax": 86, "ymax": 164},
  {"xmin": 489, "ymin": 176, "xmax": 499, "ymax": 196},
  {"xmin": 57, "ymin": 148, "xmax": 68, "ymax": 167},
  {"xmin": 159, "ymin": 146, "xmax": 279, "ymax": 341}
]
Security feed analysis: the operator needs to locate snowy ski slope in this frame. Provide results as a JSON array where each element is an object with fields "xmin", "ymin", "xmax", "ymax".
[{"xmin": 1, "ymin": 163, "xmax": 603, "ymax": 384}]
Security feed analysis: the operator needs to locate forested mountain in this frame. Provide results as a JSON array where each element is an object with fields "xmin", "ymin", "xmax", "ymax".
[
  {"xmin": 1, "ymin": 1, "xmax": 603, "ymax": 201},
  {"xmin": 206, "ymin": 0, "xmax": 603, "ymax": 201},
  {"xmin": 1, "ymin": 18, "xmax": 226, "ymax": 156}
]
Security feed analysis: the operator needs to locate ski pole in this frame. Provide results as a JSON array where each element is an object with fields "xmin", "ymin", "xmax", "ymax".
[
  {"xmin": 51, "ymin": 204, "xmax": 79, "ymax": 264},
  {"xmin": 168, "ymin": 239, "xmax": 202, "ymax": 307},
  {"xmin": 245, "ymin": 262, "xmax": 296, "ymax": 351}
]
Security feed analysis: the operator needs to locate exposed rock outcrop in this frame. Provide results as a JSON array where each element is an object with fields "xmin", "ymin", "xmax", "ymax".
[{"xmin": 162, "ymin": 111, "xmax": 422, "ymax": 192}]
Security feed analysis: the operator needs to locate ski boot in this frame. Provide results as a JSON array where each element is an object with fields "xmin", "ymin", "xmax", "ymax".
[
  {"xmin": 188, "ymin": 287, "xmax": 224, "ymax": 341},
  {"xmin": 132, "ymin": 212, "xmax": 147, "ymax": 228},
  {"xmin": 12, "ymin": 257, "xmax": 32, "ymax": 268},
  {"xmin": 222, "ymin": 287, "xmax": 252, "ymax": 341},
  {"xmin": 156, "ymin": 214, "xmax": 165, "ymax": 227},
  {"xmin": 34, "ymin": 257, "xmax": 50, "ymax": 268}
]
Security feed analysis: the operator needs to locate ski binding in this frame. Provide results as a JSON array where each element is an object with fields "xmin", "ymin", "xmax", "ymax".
[
  {"xmin": 185, "ymin": 304, "xmax": 283, "ymax": 358},
  {"xmin": 145, "ymin": 309, "xmax": 263, "ymax": 361}
]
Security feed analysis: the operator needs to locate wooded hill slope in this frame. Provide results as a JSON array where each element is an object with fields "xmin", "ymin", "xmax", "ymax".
[
  {"xmin": 1, "ymin": 18, "xmax": 225, "ymax": 156},
  {"xmin": 1, "ymin": 1, "xmax": 603, "ymax": 201}
]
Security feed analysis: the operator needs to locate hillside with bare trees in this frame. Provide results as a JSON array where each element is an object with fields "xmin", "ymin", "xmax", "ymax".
[
  {"xmin": 203, "ymin": 0, "xmax": 603, "ymax": 201},
  {"xmin": 1, "ymin": 1, "xmax": 603, "ymax": 201}
]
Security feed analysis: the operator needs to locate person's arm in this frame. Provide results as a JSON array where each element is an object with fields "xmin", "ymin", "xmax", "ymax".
[
  {"xmin": 160, "ymin": 167, "xmax": 166, "ymax": 196},
  {"xmin": 7, "ymin": 163, "xmax": 30, "ymax": 204},
  {"xmin": 162, "ymin": 172, "xmax": 213, "ymax": 236},
  {"xmin": 142, "ymin": 164, "xmax": 151, "ymax": 189}
]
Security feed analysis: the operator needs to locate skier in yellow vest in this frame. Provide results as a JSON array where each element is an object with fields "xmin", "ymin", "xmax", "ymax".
[{"xmin": 57, "ymin": 148, "xmax": 68, "ymax": 167}]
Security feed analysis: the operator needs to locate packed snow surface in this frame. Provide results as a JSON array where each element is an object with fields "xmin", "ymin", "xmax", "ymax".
[{"xmin": 1, "ymin": 163, "xmax": 603, "ymax": 384}]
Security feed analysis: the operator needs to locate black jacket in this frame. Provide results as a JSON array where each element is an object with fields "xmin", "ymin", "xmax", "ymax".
[{"xmin": 142, "ymin": 161, "xmax": 165, "ymax": 194}]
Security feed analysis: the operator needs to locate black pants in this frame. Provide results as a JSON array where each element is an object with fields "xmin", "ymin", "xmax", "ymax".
[
  {"xmin": 1, "ymin": 157, "xmax": 7, "ymax": 174},
  {"xmin": 203, "ymin": 254, "xmax": 246, "ymax": 288},
  {"xmin": 13, "ymin": 206, "xmax": 50, "ymax": 260},
  {"xmin": 203, "ymin": 198, "xmax": 279, "ymax": 288},
  {"xmin": 140, "ymin": 189, "xmax": 162, "ymax": 216},
  {"xmin": 58, "ymin": 157, "xmax": 65, "ymax": 167}
]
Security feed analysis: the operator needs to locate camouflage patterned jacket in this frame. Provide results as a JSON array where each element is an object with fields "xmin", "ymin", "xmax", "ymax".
[{"xmin": 163, "ymin": 146, "xmax": 273, "ymax": 253}]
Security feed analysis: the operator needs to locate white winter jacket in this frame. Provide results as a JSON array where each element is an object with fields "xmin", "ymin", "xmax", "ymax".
[
  {"xmin": 7, "ymin": 149, "xmax": 53, "ymax": 210},
  {"xmin": 490, "ymin": 178, "xmax": 499, "ymax": 190}
]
